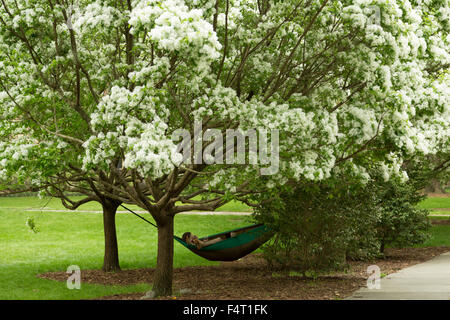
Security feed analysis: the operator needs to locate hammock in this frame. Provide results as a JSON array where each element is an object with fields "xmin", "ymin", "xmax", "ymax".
[
  {"xmin": 121, "ymin": 205, "xmax": 273, "ymax": 262},
  {"xmin": 174, "ymin": 223, "xmax": 273, "ymax": 261}
]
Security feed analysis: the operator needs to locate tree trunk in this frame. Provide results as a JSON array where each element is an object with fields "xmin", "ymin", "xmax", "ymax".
[
  {"xmin": 425, "ymin": 179, "xmax": 446, "ymax": 193},
  {"xmin": 102, "ymin": 200, "xmax": 121, "ymax": 272},
  {"xmin": 380, "ymin": 240, "xmax": 385, "ymax": 254},
  {"xmin": 152, "ymin": 215, "xmax": 174, "ymax": 297}
]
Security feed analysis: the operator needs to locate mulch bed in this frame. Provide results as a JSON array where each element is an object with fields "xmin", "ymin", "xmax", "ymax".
[{"xmin": 38, "ymin": 246, "xmax": 450, "ymax": 300}]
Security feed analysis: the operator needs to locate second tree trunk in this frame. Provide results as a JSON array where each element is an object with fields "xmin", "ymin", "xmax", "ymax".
[{"xmin": 102, "ymin": 200, "xmax": 121, "ymax": 272}]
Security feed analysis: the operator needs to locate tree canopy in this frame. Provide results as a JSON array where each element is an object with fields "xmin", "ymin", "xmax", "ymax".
[{"xmin": 0, "ymin": 0, "xmax": 448, "ymax": 296}]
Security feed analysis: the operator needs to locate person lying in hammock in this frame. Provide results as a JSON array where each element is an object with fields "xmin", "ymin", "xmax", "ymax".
[{"xmin": 182, "ymin": 231, "xmax": 238, "ymax": 249}]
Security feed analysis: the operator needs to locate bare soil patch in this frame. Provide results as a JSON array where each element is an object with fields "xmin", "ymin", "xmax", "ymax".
[
  {"xmin": 425, "ymin": 193, "xmax": 450, "ymax": 198},
  {"xmin": 38, "ymin": 246, "xmax": 450, "ymax": 300},
  {"xmin": 431, "ymin": 219, "xmax": 450, "ymax": 226}
]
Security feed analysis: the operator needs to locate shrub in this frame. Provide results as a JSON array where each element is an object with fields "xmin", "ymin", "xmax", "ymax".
[
  {"xmin": 374, "ymin": 178, "xmax": 431, "ymax": 253},
  {"xmin": 254, "ymin": 175, "xmax": 431, "ymax": 273},
  {"xmin": 254, "ymin": 182, "xmax": 380, "ymax": 273}
]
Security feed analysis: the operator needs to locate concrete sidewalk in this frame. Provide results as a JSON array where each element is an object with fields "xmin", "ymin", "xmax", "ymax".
[{"xmin": 346, "ymin": 251, "xmax": 450, "ymax": 300}]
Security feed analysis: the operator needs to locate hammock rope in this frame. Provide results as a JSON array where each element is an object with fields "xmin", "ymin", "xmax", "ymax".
[
  {"xmin": 120, "ymin": 204, "xmax": 273, "ymax": 261},
  {"xmin": 120, "ymin": 204, "xmax": 158, "ymax": 228}
]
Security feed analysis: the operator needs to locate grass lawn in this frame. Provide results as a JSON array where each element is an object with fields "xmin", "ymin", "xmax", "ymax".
[
  {"xmin": 423, "ymin": 216, "xmax": 450, "ymax": 247},
  {"xmin": 1, "ymin": 195, "xmax": 449, "ymax": 300},
  {"xmin": 418, "ymin": 196, "xmax": 450, "ymax": 210},
  {"xmin": 0, "ymin": 195, "xmax": 252, "ymax": 213},
  {"xmin": 0, "ymin": 196, "xmax": 252, "ymax": 300},
  {"xmin": 0, "ymin": 193, "xmax": 446, "ymax": 213}
]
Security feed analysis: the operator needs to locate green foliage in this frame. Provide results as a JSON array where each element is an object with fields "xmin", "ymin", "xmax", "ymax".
[
  {"xmin": 25, "ymin": 216, "xmax": 40, "ymax": 233},
  {"xmin": 255, "ymin": 174, "xmax": 433, "ymax": 273},
  {"xmin": 254, "ymin": 181, "xmax": 380, "ymax": 273},
  {"xmin": 374, "ymin": 178, "xmax": 431, "ymax": 252}
]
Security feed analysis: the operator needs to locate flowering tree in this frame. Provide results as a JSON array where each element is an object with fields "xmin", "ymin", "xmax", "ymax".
[
  {"xmin": 0, "ymin": 0, "xmax": 129, "ymax": 271},
  {"xmin": 0, "ymin": 0, "xmax": 448, "ymax": 296}
]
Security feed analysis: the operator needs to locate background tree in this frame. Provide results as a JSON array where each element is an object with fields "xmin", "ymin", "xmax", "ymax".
[
  {"xmin": 0, "ymin": 0, "xmax": 133, "ymax": 272},
  {"xmin": 0, "ymin": 0, "xmax": 448, "ymax": 296},
  {"xmin": 0, "ymin": 141, "xmax": 125, "ymax": 272}
]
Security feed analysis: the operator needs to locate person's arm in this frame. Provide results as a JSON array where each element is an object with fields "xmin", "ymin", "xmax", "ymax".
[{"xmin": 197, "ymin": 237, "xmax": 223, "ymax": 248}]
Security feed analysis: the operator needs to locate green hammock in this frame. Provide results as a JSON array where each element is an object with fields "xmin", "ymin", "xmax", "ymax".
[
  {"xmin": 120, "ymin": 205, "xmax": 272, "ymax": 262},
  {"xmin": 174, "ymin": 223, "xmax": 273, "ymax": 261}
]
